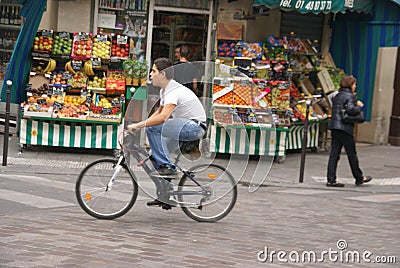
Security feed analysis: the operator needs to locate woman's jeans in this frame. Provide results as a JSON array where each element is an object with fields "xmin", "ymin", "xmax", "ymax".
[
  {"xmin": 145, "ymin": 118, "xmax": 206, "ymax": 169},
  {"xmin": 327, "ymin": 129, "xmax": 363, "ymax": 183}
]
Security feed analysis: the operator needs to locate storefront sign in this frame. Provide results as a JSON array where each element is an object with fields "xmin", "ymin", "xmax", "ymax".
[{"xmin": 253, "ymin": 0, "xmax": 373, "ymax": 14}]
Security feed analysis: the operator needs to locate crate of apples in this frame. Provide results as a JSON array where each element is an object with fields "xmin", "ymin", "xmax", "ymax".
[
  {"xmin": 92, "ymin": 35, "xmax": 111, "ymax": 60},
  {"xmin": 111, "ymin": 35, "xmax": 129, "ymax": 59},
  {"xmin": 52, "ymin": 32, "xmax": 73, "ymax": 58},
  {"xmin": 71, "ymin": 32, "xmax": 93, "ymax": 60},
  {"xmin": 33, "ymin": 30, "xmax": 54, "ymax": 53}
]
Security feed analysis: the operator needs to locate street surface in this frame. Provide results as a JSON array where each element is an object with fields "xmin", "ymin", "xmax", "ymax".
[{"xmin": 0, "ymin": 135, "xmax": 399, "ymax": 267}]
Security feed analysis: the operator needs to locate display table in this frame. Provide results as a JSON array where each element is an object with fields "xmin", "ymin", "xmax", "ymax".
[
  {"xmin": 209, "ymin": 124, "xmax": 289, "ymax": 156},
  {"xmin": 19, "ymin": 117, "xmax": 123, "ymax": 149},
  {"xmin": 286, "ymin": 121, "xmax": 321, "ymax": 150}
]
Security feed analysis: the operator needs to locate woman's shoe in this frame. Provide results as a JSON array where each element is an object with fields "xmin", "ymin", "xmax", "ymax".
[
  {"xmin": 355, "ymin": 176, "xmax": 372, "ymax": 186},
  {"xmin": 326, "ymin": 181, "xmax": 345, "ymax": 187}
]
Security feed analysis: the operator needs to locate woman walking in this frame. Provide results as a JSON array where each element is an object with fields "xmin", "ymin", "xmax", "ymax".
[{"xmin": 326, "ymin": 76, "xmax": 372, "ymax": 187}]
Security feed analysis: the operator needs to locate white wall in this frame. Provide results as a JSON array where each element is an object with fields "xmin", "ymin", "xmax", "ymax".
[
  {"xmin": 40, "ymin": 0, "xmax": 92, "ymax": 32},
  {"xmin": 39, "ymin": 0, "xmax": 59, "ymax": 30},
  {"xmin": 217, "ymin": 0, "xmax": 280, "ymax": 42}
]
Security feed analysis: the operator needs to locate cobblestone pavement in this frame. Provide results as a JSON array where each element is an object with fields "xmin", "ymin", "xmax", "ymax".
[
  {"xmin": 0, "ymin": 177, "xmax": 399, "ymax": 267},
  {"xmin": 0, "ymin": 136, "xmax": 399, "ymax": 267}
]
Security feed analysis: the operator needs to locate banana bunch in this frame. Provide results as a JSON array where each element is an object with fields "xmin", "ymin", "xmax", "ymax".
[
  {"xmin": 43, "ymin": 58, "xmax": 57, "ymax": 73},
  {"xmin": 84, "ymin": 60, "xmax": 95, "ymax": 76},
  {"xmin": 64, "ymin": 61, "xmax": 76, "ymax": 75}
]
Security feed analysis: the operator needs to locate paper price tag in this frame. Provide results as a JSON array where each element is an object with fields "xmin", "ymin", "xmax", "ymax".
[{"xmin": 213, "ymin": 86, "xmax": 233, "ymax": 101}]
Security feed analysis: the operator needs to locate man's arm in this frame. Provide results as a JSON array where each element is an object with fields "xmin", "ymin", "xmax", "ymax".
[{"xmin": 127, "ymin": 104, "xmax": 176, "ymax": 131}]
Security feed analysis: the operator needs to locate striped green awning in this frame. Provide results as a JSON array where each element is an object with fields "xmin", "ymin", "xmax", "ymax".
[
  {"xmin": 253, "ymin": 0, "xmax": 374, "ymax": 14},
  {"xmin": 0, "ymin": 0, "xmax": 47, "ymax": 104}
]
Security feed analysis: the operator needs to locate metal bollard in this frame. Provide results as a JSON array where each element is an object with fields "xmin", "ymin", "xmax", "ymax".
[
  {"xmin": 299, "ymin": 98, "xmax": 311, "ymax": 183},
  {"xmin": 2, "ymin": 80, "xmax": 12, "ymax": 166}
]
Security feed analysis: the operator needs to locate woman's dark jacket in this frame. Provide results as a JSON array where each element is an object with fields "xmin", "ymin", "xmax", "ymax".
[{"xmin": 328, "ymin": 87, "xmax": 362, "ymax": 136}]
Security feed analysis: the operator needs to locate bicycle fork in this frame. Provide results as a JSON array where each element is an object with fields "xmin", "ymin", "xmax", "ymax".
[{"xmin": 106, "ymin": 156, "xmax": 124, "ymax": 191}]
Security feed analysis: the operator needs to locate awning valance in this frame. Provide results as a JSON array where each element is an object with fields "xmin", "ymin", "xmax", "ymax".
[{"xmin": 253, "ymin": 0, "xmax": 374, "ymax": 14}]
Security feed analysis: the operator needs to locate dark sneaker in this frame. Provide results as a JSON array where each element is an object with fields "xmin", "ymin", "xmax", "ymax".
[
  {"xmin": 147, "ymin": 199, "xmax": 164, "ymax": 206},
  {"xmin": 150, "ymin": 164, "xmax": 177, "ymax": 177},
  {"xmin": 147, "ymin": 199, "xmax": 174, "ymax": 210},
  {"xmin": 326, "ymin": 181, "xmax": 345, "ymax": 187},
  {"xmin": 355, "ymin": 176, "xmax": 372, "ymax": 186}
]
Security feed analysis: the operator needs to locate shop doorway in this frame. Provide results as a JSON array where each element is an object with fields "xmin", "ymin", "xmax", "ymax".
[
  {"xmin": 389, "ymin": 47, "xmax": 400, "ymax": 146},
  {"xmin": 151, "ymin": 11, "xmax": 209, "ymax": 62}
]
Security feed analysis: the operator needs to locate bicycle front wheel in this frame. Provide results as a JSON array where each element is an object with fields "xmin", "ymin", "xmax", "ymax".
[
  {"xmin": 75, "ymin": 158, "xmax": 138, "ymax": 220},
  {"xmin": 178, "ymin": 164, "xmax": 237, "ymax": 222}
]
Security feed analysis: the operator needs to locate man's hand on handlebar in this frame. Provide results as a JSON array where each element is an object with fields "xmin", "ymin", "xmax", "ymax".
[{"xmin": 127, "ymin": 123, "xmax": 140, "ymax": 134}]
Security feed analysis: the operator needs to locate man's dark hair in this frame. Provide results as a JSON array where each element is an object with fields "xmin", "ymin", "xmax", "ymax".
[
  {"xmin": 176, "ymin": 44, "xmax": 190, "ymax": 59},
  {"xmin": 154, "ymin": 58, "xmax": 174, "ymax": 79}
]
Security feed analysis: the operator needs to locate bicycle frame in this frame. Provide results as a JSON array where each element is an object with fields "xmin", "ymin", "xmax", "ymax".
[{"xmin": 117, "ymin": 137, "xmax": 211, "ymax": 206}]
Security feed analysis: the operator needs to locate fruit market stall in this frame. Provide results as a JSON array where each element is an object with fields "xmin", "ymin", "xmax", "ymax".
[
  {"xmin": 211, "ymin": 33, "xmax": 344, "ymax": 158},
  {"xmin": 209, "ymin": 64, "xmax": 290, "ymax": 159},
  {"xmin": 19, "ymin": 28, "xmax": 147, "ymax": 150}
]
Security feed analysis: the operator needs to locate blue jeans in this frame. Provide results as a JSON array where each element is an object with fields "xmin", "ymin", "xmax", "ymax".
[{"xmin": 145, "ymin": 118, "xmax": 206, "ymax": 169}]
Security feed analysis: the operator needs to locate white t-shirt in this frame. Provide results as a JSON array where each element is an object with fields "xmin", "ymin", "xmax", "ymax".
[{"xmin": 160, "ymin": 79, "xmax": 206, "ymax": 122}]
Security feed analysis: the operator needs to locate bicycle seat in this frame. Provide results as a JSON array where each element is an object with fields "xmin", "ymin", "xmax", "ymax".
[{"xmin": 179, "ymin": 139, "xmax": 200, "ymax": 154}]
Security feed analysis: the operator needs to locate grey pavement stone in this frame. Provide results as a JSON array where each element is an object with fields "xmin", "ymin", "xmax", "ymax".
[{"xmin": 1, "ymin": 134, "xmax": 400, "ymax": 267}]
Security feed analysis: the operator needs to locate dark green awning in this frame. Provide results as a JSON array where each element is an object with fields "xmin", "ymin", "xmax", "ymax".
[
  {"xmin": 253, "ymin": 0, "xmax": 374, "ymax": 14},
  {"xmin": 0, "ymin": 0, "xmax": 47, "ymax": 104}
]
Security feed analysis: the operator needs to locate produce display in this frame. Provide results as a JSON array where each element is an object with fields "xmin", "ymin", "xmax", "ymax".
[
  {"xmin": 215, "ymin": 32, "xmax": 346, "ymax": 127},
  {"xmin": 92, "ymin": 35, "xmax": 111, "ymax": 59},
  {"xmin": 52, "ymin": 32, "xmax": 73, "ymax": 57},
  {"xmin": 71, "ymin": 32, "xmax": 93, "ymax": 60},
  {"xmin": 88, "ymin": 76, "xmax": 107, "ymax": 89},
  {"xmin": 111, "ymin": 35, "xmax": 129, "ymax": 59},
  {"xmin": 32, "ymin": 30, "xmax": 54, "ymax": 53}
]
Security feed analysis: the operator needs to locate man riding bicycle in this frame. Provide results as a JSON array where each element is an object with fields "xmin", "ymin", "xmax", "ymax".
[{"xmin": 127, "ymin": 57, "xmax": 207, "ymax": 178}]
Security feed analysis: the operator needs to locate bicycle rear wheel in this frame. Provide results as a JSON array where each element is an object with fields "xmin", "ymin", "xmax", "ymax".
[
  {"xmin": 75, "ymin": 158, "xmax": 138, "ymax": 220},
  {"xmin": 178, "ymin": 164, "xmax": 237, "ymax": 222}
]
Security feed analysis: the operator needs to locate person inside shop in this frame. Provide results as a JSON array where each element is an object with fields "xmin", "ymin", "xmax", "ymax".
[
  {"xmin": 173, "ymin": 44, "xmax": 201, "ymax": 97},
  {"xmin": 326, "ymin": 75, "xmax": 372, "ymax": 187},
  {"xmin": 127, "ymin": 57, "xmax": 207, "ymax": 178}
]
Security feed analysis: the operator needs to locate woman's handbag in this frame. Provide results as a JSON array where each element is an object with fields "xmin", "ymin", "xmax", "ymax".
[{"xmin": 341, "ymin": 109, "xmax": 365, "ymax": 124}]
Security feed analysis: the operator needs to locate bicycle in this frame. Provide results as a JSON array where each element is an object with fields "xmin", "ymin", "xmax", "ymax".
[{"xmin": 75, "ymin": 130, "xmax": 237, "ymax": 223}]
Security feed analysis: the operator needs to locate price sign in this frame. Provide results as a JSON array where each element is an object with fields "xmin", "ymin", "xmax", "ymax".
[
  {"xmin": 102, "ymin": 107, "xmax": 112, "ymax": 115},
  {"xmin": 116, "ymin": 35, "xmax": 128, "ymax": 44},
  {"xmin": 247, "ymin": 114, "xmax": 258, "ymax": 123},
  {"xmin": 86, "ymin": 96, "xmax": 92, "ymax": 103},
  {"xmin": 62, "ymin": 72, "xmax": 72, "ymax": 80},
  {"xmin": 59, "ymin": 32, "xmax": 70, "ymax": 39},
  {"xmin": 36, "ymin": 98, "xmax": 47, "ymax": 105},
  {"xmin": 77, "ymin": 32, "xmax": 89, "ymax": 40},
  {"xmin": 72, "ymin": 60, "xmax": 83, "ymax": 70},
  {"xmin": 52, "ymin": 86, "xmax": 63, "ymax": 96},
  {"xmin": 228, "ymin": 107, "xmax": 238, "ymax": 115},
  {"xmin": 92, "ymin": 58, "xmax": 101, "ymax": 67},
  {"xmin": 41, "ymin": 29, "xmax": 53, "ymax": 37},
  {"xmin": 53, "ymin": 101, "xmax": 63, "ymax": 110},
  {"xmin": 111, "ymin": 99, "xmax": 119, "ymax": 107},
  {"xmin": 96, "ymin": 35, "xmax": 107, "ymax": 42}
]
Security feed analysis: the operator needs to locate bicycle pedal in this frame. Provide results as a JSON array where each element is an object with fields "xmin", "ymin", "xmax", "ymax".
[{"xmin": 162, "ymin": 204, "xmax": 173, "ymax": 210}]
